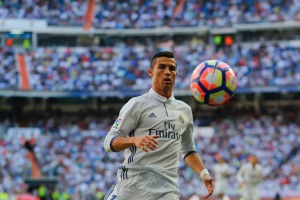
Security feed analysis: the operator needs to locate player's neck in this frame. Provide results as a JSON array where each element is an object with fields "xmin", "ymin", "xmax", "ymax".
[{"xmin": 152, "ymin": 87, "xmax": 172, "ymax": 99}]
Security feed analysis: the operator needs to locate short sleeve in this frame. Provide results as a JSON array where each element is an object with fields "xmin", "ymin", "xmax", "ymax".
[
  {"xmin": 104, "ymin": 98, "xmax": 140, "ymax": 152},
  {"xmin": 180, "ymin": 106, "xmax": 196, "ymax": 158}
]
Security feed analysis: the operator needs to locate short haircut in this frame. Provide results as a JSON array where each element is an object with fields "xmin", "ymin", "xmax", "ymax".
[{"xmin": 150, "ymin": 51, "xmax": 175, "ymax": 69}]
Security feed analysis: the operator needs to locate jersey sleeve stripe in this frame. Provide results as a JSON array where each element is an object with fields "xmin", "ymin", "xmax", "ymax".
[
  {"xmin": 110, "ymin": 136, "xmax": 118, "ymax": 152},
  {"xmin": 183, "ymin": 151, "xmax": 197, "ymax": 160}
]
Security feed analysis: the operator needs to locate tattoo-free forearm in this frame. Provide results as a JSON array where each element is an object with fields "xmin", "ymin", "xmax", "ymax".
[
  {"xmin": 184, "ymin": 152, "xmax": 207, "ymax": 176},
  {"xmin": 110, "ymin": 136, "xmax": 136, "ymax": 152}
]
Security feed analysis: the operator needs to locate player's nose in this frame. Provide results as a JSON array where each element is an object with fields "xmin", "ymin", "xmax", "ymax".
[{"xmin": 164, "ymin": 67, "xmax": 171, "ymax": 75}]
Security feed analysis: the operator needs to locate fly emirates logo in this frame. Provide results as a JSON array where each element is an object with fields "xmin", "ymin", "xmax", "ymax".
[{"xmin": 148, "ymin": 122, "xmax": 182, "ymax": 140}]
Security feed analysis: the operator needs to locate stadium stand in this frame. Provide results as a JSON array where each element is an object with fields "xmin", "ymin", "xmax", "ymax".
[
  {"xmin": 0, "ymin": 0, "xmax": 300, "ymax": 28},
  {"xmin": 0, "ymin": 1, "xmax": 300, "ymax": 200},
  {"xmin": 0, "ymin": 104, "xmax": 299, "ymax": 199},
  {"xmin": 0, "ymin": 47, "xmax": 18, "ymax": 90},
  {"xmin": 0, "ymin": 38, "xmax": 300, "ymax": 92}
]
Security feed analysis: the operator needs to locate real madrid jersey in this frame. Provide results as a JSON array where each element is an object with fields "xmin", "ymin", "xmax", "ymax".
[
  {"xmin": 237, "ymin": 163, "xmax": 263, "ymax": 186},
  {"xmin": 213, "ymin": 162, "xmax": 231, "ymax": 183},
  {"xmin": 104, "ymin": 88, "xmax": 196, "ymax": 189}
]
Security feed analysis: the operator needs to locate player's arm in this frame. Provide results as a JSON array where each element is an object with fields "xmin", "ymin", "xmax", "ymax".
[
  {"xmin": 104, "ymin": 98, "xmax": 138, "ymax": 152},
  {"xmin": 184, "ymin": 152, "xmax": 214, "ymax": 198},
  {"xmin": 108, "ymin": 135, "xmax": 159, "ymax": 152},
  {"xmin": 259, "ymin": 165, "xmax": 266, "ymax": 180},
  {"xmin": 181, "ymin": 107, "xmax": 214, "ymax": 198},
  {"xmin": 184, "ymin": 152, "xmax": 209, "ymax": 178},
  {"xmin": 104, "ymin": 98, "xmax": 159, "ymax": 153},
  {"xmin": 236, "ymin": 164, "xmax": 245, "ymax": 185}
]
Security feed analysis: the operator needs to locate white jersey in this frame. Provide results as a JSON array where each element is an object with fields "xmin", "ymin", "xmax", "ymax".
[
  {"xmin": 213, "ymin": 162, "xmax": 231, "ymax": 183},
  {"xmin": 104, "ymin": 88, "xmax": 196, "ymax": 192},
  {"xmin": 213, "ymin": 162, "xmax": 231, "ymax": 194},
  {"xmin": 237, "ymin": 163, "xmax": 263, "ymax": 200},
  {"xmin": 237, "ymin": 163, "xmax": 263, "ymax": 186}
]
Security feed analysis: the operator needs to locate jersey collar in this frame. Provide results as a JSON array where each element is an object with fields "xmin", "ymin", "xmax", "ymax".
[{"xmin": 149, "ymin": 88, "xmax": 175, "ymax": 102}]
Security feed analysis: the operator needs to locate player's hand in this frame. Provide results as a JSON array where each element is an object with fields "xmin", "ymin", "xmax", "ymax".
[
  {"xmin": 202, "ymin": 174, "xmax": 214, "ymax": 198},
  {"xmin": 134, "ymin": 135, "xmax": 159, "ymax": 153}
]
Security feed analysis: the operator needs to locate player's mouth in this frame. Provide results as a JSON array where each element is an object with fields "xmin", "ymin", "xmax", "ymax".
[{"xmin": 163, "ymin": 78, "xmax": 172, "ymax": 84}]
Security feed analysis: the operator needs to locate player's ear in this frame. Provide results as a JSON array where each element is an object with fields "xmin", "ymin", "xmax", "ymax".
[{"xmin": 148, "ymin": 68, "xmax": 153, "ymax": 77}]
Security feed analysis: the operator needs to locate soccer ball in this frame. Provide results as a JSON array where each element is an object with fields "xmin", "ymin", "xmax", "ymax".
[{"xmin": 190, "ymin": 60, "xmax": 237, "ymax": 106}]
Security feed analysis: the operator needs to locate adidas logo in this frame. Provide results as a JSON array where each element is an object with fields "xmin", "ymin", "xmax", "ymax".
[{"xmin": 148, "ymin": 112, "xmax": 157, "ymax": 118}]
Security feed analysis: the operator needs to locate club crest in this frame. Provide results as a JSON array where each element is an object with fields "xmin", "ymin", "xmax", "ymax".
[{"xmin": 179, "ymin": 115, "xmax": 184, "ymax": 124}]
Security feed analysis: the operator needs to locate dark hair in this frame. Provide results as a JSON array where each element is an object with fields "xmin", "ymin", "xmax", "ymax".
[{"xmin": 150, "ymin": 51, "xmax": 175, "ymax": 69}]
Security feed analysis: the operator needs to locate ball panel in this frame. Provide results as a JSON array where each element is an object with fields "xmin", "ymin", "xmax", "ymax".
[
  {"xmin": 206, "ymin": 60, "xmax": 218, "ymax": 67},
  {"xmin": 200, "ymin": 68, "xmax": 222, "ymax": 90},
  {"xmin": 190, "ymin": 82, "xmax": 205, "ymax": 103},
  {"xmin": 216, "ymin": 61, "xmax": 230, "ymax": 70},
  {"xmin": 209, "ymin": 91, "xmax": 231, "ymax": 106},
  {"xmin": 190, "ymin": 63, "xmax": 205, "ymax": 81},
  {"xmin": 225, "ymin": 69, "xmax": 237, "ymax": 92}
]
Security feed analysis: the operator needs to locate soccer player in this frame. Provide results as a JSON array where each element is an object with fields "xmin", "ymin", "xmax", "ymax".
[
  {"xmin": 213, "ymin": 154, "xmax": 231, "ymax": 200},
  {"xmin": 103, "ymin": 51, "xmax": 214, "ymax": 200},
  {"xmin": 237, "ymin": 154, "xmax": 263, "ymax": 200}
]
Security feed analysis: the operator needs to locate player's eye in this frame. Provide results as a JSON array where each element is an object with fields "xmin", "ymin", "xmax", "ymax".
[{"xmin": 169, "ymin": 66, "xmax": 176, "ymax": 71}]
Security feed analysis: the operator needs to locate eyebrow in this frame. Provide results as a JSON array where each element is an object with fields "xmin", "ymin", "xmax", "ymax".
[{"xmin": 158, "ymin": 63, "xmax": 177, "ymax": 68}]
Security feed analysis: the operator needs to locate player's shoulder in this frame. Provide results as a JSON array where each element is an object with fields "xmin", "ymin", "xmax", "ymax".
[
  {"xmin": 131, "ymin": 93, "xmax": 150, "ymax": 103},
  {"xmin": 243, "ymin": 163, "xmax": 263, "ymax": 170},
  {"xmin": 174, "ymin": 99, "xmax": 192, "ymax": 110},
  {"xmin": 241, "ymin": 163, "xmax": 251, "ymax": 169},
  {"xmin": 224, "ymin": 162, "xmax": 231, "ymax": 168},
  {"xmin": 124, "ymin": 93, "xmax": 150, "ymax": 106},
  {"xmin": 118, "ymin": 94, "xmax": 149, "ymax": 115},
  {"xmin": 256, "ymin": 163, "xmax": 263, "ymax": 170}
]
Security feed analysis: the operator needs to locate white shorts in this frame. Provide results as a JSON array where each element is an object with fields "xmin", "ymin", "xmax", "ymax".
[
  {"xmin": 241, "ymin": 185, "xmax": 260, "ymax": 200},
  {"xmin": 215, "ymin": 181, "xmax": 228, "ymax": 194},
  {"xmin": 104, "ymin": 171, "xmax": 180, "ymax": 200}
]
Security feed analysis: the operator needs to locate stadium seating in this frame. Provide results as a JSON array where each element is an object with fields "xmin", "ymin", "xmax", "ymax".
[
  {"xmin": 0, "ymin": 1, "xmax": 299, "ymax": 28},
  {"xmin": 1, "ymin": 38, "xmax": 300, "ymax": 92},
  {"xmin": 0, "ymin": 1, "xmax": 300, "ymax": 199},
  {"xmin": 0, "ymin": 106, "xmax": 299, "ymax": 199}
]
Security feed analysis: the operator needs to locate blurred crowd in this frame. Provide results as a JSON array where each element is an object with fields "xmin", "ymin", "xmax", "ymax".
[
  {"xmin": 0, "ymin": 0, "xmax": 87, "ymax": 26},
  {"xmin": 0, "ymin": 1, "xmax": 299, "ymax": 200},
  {"xmin": 93, "ymin": 0, "xmax": 300, "ymax": 29},
  {"xmin": 0, "ymin": 0, "xmax": 300, "ymax": 28},
  {"xmin": 1, "ymin": 35, "xmax": 300, "ymax": 92},
  {"xmin": 191, "ymin": 105, "xmax": 300, "ymax": 197},
  {"xmin": 0, "ymin": 105, "xmax": 299, "ymax": 199},
  {"xmin": 0, "ymin": 47, "xmax": 18, "ymax": 91}
]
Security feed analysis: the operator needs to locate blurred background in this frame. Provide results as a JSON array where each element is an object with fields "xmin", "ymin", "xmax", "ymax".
[{"xmin": 0, "ymin": 0, "xmax": 299, "ymax": 200}]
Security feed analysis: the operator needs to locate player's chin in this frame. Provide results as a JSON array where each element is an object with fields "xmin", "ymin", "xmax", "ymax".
[
  {"xmin": 162, "ymin": 84, "xmax": 173, "ymax": 90},
  {"xmin": 162, "ymin": 80, "xmax": 174, "ymax": 86}
]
